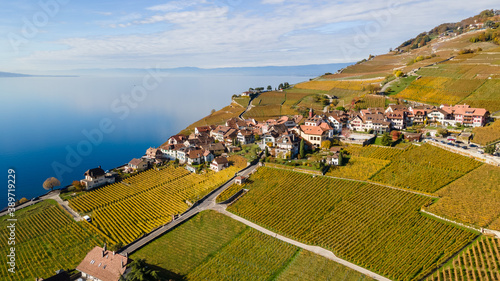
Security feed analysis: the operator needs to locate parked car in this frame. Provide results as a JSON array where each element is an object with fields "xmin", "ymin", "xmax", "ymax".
[
  {"xmin": 31, "ymin": 196, "xmax": 39, "ymax": 201},
  {"xmin": 469, "ymin": 144, "xmax": 477, "ymax": 148},
  {"xmin": 83, "ymin": 215, "xmax": 92, "ymax": 222},
  {"xmin": 462, "ymin": 146, "xmax": 468, "ymax": 149},
  {"xmin": 447, "ymin": 142, "xmax": 454, "ymax": 146}
]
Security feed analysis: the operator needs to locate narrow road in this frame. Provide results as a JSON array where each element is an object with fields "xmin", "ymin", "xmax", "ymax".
[
  {"xmin": 45, "ymin": 190, "xmax": 83, "ymax": 221},
  {"xmin": 119, "ymin": 161, "xmax": 260, "ymax": 255},
  {"xmin": 211, "ymin": 206, "xmax": 392, "ymax": 281},
  {"xmin": 238, "ymin": 91, "xmax": 262, "ymax": 120}
]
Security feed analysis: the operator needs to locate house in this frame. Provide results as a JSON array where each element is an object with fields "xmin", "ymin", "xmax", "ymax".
[
  {"xmin": 275, "ymin": 134, "xmax": 300, "ymax": 159},
  {"xmin": 427, "ymin": 108, "xmax": 453, "ymax": 125},
  {"xmin": 276, "ymin": 116, "xmax": 296, "ymax": 128},
  {"xmin": 348, "ymin": 115, "xmax": 365, "ymax": 131},
  {"xmin": 223, "ymin": 128, "xmax": 239, "ymax": 144},
  {"xmin": 203, "ymin": 149, "xmax": 214, "ymax": 163},
  {"xmin": 441, "ymin": 104, "xmax": 489, "ymax": 127},
  {"xmin": 167, "ymin": 135, "xmax": 187, "ymax": 145},
  {"xmin": 201, "ymin": 142, "xmax": 226, "ymax": 156},
  {"xmin": 226, "ymin": 117, "xmax": 247, "ymax": 130},
  {"xmin": 237, "ymin": 129, "xmax": 255, "ymax": 145},
  {"xmin": 187, "ymin": 149, "xmax": 204, "ymax": 165},
  {"xmin": 76, "ymin": 246, "xmax": 129, "ymax": 281},
  {"xmin": 80, "ymin": 166, "xmax": 115, "ymax": 190},
  {"xmin": 385, "ymin": 104, "xmax": 408, "ymax": 114},
  {"xmin": 160, "ymin": 144, "xmax": 184, "ymax": 160},
  {"xmin": 304, "ymin": 116, "xmax": 323, "ymax": 126},
  {"xmin": 260, "ymin": 131, "xmax": 281, "ymax": 149},
  {"xmin": 210, "ymin": 125, "xmax": 231, "ymax": 142},
  {"xmin": 145, "ymin": 147, "xmax": 163, "ymax": 159},
  {"xmin": 325, "ymin": 154, "xmax": 340, "ymax": 166},
  {"xmin": 350, "ymin": 113, "xmax": 390, "ymax": 133},
  {"xmin": 195, "ymin": 126, "xmax": 212, "ymax": 135},
  {"xmin": 385, "ymin": 110, "xmax": 407, "ymax": 130},
  {"xmin": 210, "ymin": 156, "xmax": 229, "ymax": 172},
  {"xmin": 128, "ymin": 158, "xmax": 148, "ymax": 171},
  {"xmin": 326, "ymin": 113, "xmax": 343, "ymax": 134},
  {"xmin": 235, "ymin": 176, "xmax": 246, "ymax": 185},
  {"xmin": 299, "ymin": 125, "xmax": 330, "ymax": 147},
  {"xmin": 403, "ymin": 132, "xmax": 422, "ymax": 142}
]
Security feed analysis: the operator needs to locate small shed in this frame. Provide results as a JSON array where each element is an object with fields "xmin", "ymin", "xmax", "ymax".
[{"xmin": 235, "ymin": 176, "xmax": 247, "ymax": 185}]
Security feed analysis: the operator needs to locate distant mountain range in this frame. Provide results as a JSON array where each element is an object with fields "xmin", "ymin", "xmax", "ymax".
[
  {"xmin": 0, "ymin": 71, "xmax": 34, "ymax": 77},
  {"xmin": 70, "ymin": 63, "xmax": 353, "ymax": 77}
]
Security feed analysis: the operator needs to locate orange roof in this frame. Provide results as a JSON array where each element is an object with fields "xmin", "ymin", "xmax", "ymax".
[
  {"xmin": 300, "ymin": 125, "xmax": 328, "ymax": 136},
  {"xmin": 76, "ymin": 246, "xmax": 128, "ymax": 281}
]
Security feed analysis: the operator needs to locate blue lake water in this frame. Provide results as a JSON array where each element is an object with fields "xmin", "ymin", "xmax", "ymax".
[{"xmin": 0, "ymin": 74, "xmax": 310, "ymax": 205}]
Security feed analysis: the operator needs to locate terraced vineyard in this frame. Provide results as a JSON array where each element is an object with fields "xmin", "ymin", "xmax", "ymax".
[
  {"xmin": 427, "ymin": 165, "xmax": 500, "ymax": 229},
  {"xmin": 370, "ymin": 144, "xmax": 482, "ymax": 193},
  {"xmin": 326, "ymin": 156, "xmax": 390, "ymax": 180},
  {"xmin": 357, "ymin": 95, "xmax": 387, "ymax": 109},
  {"xmin": 187, "ymin": 229, "xmax": 298, "ymax": 280},
  {"xmin": 395, "ymin": 76, "xmax": 485, "ymax": 105},
  {"xmin": 463, "ymin": 79, "xmax": 500, "ymax": 112},
  {"xmin": 473, "ymin": 120, "xmax": 500, "ymax": 145},
  {"xmin": 252, "ymin": 91, "xmax": 286, "ymax": 105},
  {"xmin": 216, "ymin": 184, "xmax": 244, "ymax": 203},
  {"xmin": 134, "ymin": 210, "xmax": 373, "ymax": 281},
  {"xmin": 0, "ymin": 201, "xmax": 105, "ymax": 280},
  {"xmin": 344, "ymin": 145, "xmax": 409, "ymax": 160},
  {"xmin": 69, "ymin": 158, "xmax": 246, "ymax": 244},
  {"xmin": 426, "ymin": 236, "xmax": 500, "ymax": 281},
  {"xmin": 229, "ymin": 167, "xmax": 478, "ymax": 281},
  {"xmin": 295, "ymin": 79, "xmax": 383, "ymax": 92}
]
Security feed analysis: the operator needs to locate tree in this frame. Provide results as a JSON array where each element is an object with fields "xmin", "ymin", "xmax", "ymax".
[
  {"xmin": 484, "ymin": 145, "xmax": 496, "ymax": 155},
  {"xmin": 72, "ymin": 180, "xmax": 84, "ymax": 191},
  {"xmin": 391, "ymin": 130, "xmax": 401, "ymax": 141},
  {"xmin": 336, "ymin": 106, "xmax": 346, "ymax": 112},
  {"xmin": 265, "ymin": 147, "xmax": 269, "ymax": 157},
  {"xmin": 121, "ymin": 259, "xmax": 159, "ymax": 281},
  {"xmin": 254, "ymin": 134, "xmax": 261, "ymax": 141},
  {"xmin": 43, "ymin": 177, "xmax": 60, "ymax": 191},
  {"xmin": 338, "ymin": 151, "xmax": 344, "ymax": 166},
  {"xmin": 437, "ymin": 128, "xmax": 448, "ymax": 137},
  {"xmin": 109, "ymin": 242, "xmax": 123, "ymax": 252},
  {"xmin": 19, "ymin": 198, "xmax": 28, "ymax": 204},
  {"xmin": 321, "ymin": 140, "xmax": 332, "ymax": 150},
  {"xmin": 267, "ymin": 85, "xmax": 272, "ymax": 91},
  {"xmin": 381, "ymin": 133, "xmax": 392, "ymax": 146},
  {"xmin": 485, "ymin": 20, "xmax": 495, "ymax": 28},
  {"xmin": 393, "ymin": 70, "xmax": 404, "ymax": 77},
  {"xmin": 299, "ymin": 139, "xmax": 305, "ymax": 159},
  {"xmin": 211, "ymin": 109, "xmax": 216, "ymax": 115}
]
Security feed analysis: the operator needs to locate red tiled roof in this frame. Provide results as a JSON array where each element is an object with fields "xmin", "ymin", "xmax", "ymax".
[
  {"xmin": 76, "ymin": 247, "xmax": 128, "ymax": 281},
  {"xmin": 300, "ymin": 125, "xmax": 327, "ymax": 136}
]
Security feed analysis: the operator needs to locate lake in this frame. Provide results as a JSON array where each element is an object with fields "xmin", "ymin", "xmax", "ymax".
[{"xmin": 0, "ymin": 74, "xmax": 311, "ymax": 204}]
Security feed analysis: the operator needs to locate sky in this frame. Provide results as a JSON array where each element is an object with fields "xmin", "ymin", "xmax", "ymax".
[{"xmin": 0, "ymin": 0, "xmax": 498, "ymax": 73}]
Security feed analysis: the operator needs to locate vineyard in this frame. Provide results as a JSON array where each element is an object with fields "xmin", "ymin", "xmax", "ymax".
[
  {"xmin": 132, "ymin": 210, "xmax": 371, "ymax": 281},
  {"xmin": 132, "ymin": 211, "xmax": 248, "ymax": 279},
  {"xmin": 229, "ymin": 167, "xmax": 478, "ymax": 281},
  {"xmin": 187, "ymin": 228, "xmax": 298, "ymax": 280},
  {"xmin": 428, "ymin": 165, "xmax": 500, "ymax": 229},
  {"xmin": 473, "ymin": 119, "xmax": 500, "ymax": 145},
  {"xmin": 69, "ymin": 157, "xmax": 246, "ymax": 244},
  {"xmin": 370, "ymin": 144, "xmax": 482, "ymax": 193},
  {"xmin": 243, "ymin": 104, "xmax": 297, "ymax": 120},
  {"xmin": 426, "ymin": 236, "xmax": 500, "ymax": 281},
  {"xmin": 216, "ymin": 184, "xmax": 244, "ymax": 203},
  {"xmin": 344, "ymin": 145, "xmax": 409, "ymax": 160},
  {"xmin": 395, "ymin": 77, "xmax": 485, "ymax": 105},
  {"xmin": 0, "ymin": 201, "xmax": 105, "ymax": 280},
  {"xmin": 357, "ymin": 95, "xmax": 386, "ymax": 109},
  {"xmin": 326, "ymin": 156, "xmax": 390, "ymax": 180},
  {"xmin": 276, "ymin": 250, "xmax": 374, "ymax": 281},
  {"xmin": 177, "ymin": 104, "xmax": 243, "ymax": 136},
  {"xmin": 463, "ymin": 79, "xmax": 500, "ymax": 112},
  {"xmin": 294, "ymin": 79, "xmax": 383, "ymax": 92},
  {"xmin": 252, "ymin": 91, "xmax": 286, "ymax": 105}
]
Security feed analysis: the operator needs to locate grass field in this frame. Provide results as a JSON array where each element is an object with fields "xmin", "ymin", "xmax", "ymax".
[
  {"xmin": 0, "ymin": 200, "xmax": 105, "ymax": 280},
  {"xmin": 69, "ymin": 157, "xmax": 247, "ymax": 244},
  {"xmin": 427, "ymin": 165, "xmax": 500, "ymax": 230},
  {"xmin": 229, "ymin": 167, "xmax": 477, "ymax": 281},
  {"xmin": 132, "ymin": 210, "xmax": 372, "ymax": 281},
  {"xmin": 370, "ymin": 144, "xmax": 482, "ymax": 193},
  {"xmin": 426, "ymin": 236, "xmax": 500, "ymax": 281},
  {"xmin": 326, "ymin": 156, "xmax": 390, "ymax": 181},
  {"xmin": 472, "ymin": 120, "xmax": 500, "ymax": 145}
]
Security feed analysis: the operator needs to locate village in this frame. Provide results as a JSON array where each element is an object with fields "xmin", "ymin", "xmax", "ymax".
[{"xmin": 75, "ymin": 100, "xmax": 495, "ymax": 193}]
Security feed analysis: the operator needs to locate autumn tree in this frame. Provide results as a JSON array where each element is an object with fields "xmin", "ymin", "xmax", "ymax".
[
  {"xmin": 72, "ymin": 180, "xmax": 84, "ymax": 191},
  {"xmin": 321, "ymin": 140, "xmax": 332, "ymax": 150},
  {"xmin": 43, "ymin": 177, "xmax": 60, "ymax": 191},
  {"xmin": 391, "ymin": 130, "xmax": 401, "ymax": 141}
]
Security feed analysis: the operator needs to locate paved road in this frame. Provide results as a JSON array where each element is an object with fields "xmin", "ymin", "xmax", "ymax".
[
  {"xmin": 0, "ymin": 190, "xmax": 56, "ymax": 218},
  {"xmin": 211, "ymin": 206, "xmax": 392, "ymax": 281},
  {"xmin": 119, "ymin": 161, "xmax": 260, "ymax": 255}
]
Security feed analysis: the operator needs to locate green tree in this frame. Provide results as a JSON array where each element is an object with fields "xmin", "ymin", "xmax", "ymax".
[
  {"xmin": 255, "ymin": 134, "xmax": 261, "ymax": 141},
  {"xmin": 267, "ymin": 85, "xmax": 272, "ymax": 91},
  {"xmin": 265, "ymin": 147, "xmax": 269, "ymax": 157},
  {"xmin": 484, "ymin": 145, "xmax": 496, "ymax": 155},
  {"xmin": 381, "ymin": 133, "xmax": 392, "ymax": 146},
  {"xmin": 336, "ymin": 106, "xmax": 346, "ymax": 112},
  {"xmin": 43, "ymin": 177, "xmax": 60, "ymax": 191},
  {"xmin": 338, "ymin": 151, "xmax": 344, "ymax": 166},
  {"xmin": 299, "ymin": 139, "xmax": 305, "ymax": 159},
  {"xmin": 437, "ymin": 128, "xmax": 448, "ymax": 137},
  {"xmin": 121, "ymin": 259, "xmax": 159, "ymax": 281}
]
